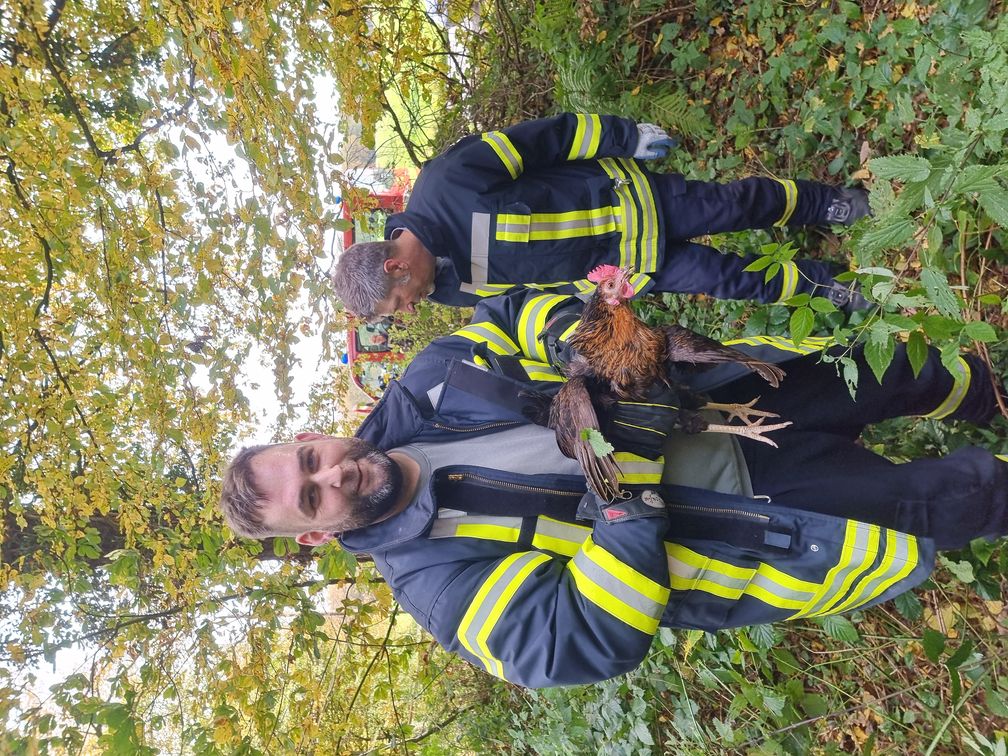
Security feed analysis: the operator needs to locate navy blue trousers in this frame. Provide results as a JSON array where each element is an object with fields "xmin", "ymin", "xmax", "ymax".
[
  {"xmin": 709, "ymin": 344, "xmax": 1007, "ymax": 550},
  {"xmin": 651, "ymin": 175, "xmax": 843, "ymax": 303}
]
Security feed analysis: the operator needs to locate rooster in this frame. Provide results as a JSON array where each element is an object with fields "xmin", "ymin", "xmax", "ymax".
[{"xmin": 546, "ymin": 264, "xmax": 791, "ymax": 500}]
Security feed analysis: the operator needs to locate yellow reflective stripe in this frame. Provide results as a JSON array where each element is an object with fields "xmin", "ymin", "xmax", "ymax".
[
  {"xmin": 629, "ymin": 272, "xmax": 652, "ymax": 294},
  {"xmin": 613, "ymin": 451, "xmax": 664, "ymax": 484},
  {"xmin": 458, "ymin": 551, "xmax": 550, "ymax": 678},
  {"xmin": 923, "ymin": 357, "xmax": 970, "ymax": 419},
  {"xmin": 517, "ymin": 293, "xmax": 568, "ymax": 361},
  {"xmin": 613, "ymin": 419, "xmax": 666, "ymax": 437},
  {"xmin": 772, "ymin": 261, "xmax": 800, "ymax": 303},
  {"xmin": 481, "ymin": 131, "xmax": 523, "ymax": 179},
  {"xmin": 725, "ymin": 335, "xmax": 833, "ymax": 355},
  {"xmin": 429, "ymin": 515, "xmax": 524, "ymax": 541},
  {"xmin": 666, "ymin": 543, "xmax": 819, "ymax": 610},
  {"xmin": 496, "ymin": 206, "xmax": 621, "ymax": 242},
  {"xmin": 833, "ymin": 529, "xmax": 919, "ymax": 614},
  {"xmin": 599, "ymin": 159, "xmax": 639, "ymax": 270},
  {"xmin": 532, "ymin": 517, "xmax": 591, "ymax": 557},
  {"xmin": 452, "ymin": 321, "xmax": 519, "ymax": 355},
  {"xmin": 789, "ymin": 520, "xmax": 868, "ymax": 619},
  {"xmin": 560, "ymin": 318, "xmax": 581, "ymax": 340},
  {"xmin": 471, "ymin": 283, "xmax": 516, "ymax": 297},
  {"xmin": 570, "ymin": 540, "xmax": 669, "ymax": 634},
  {"xmin": 773, "ymin": 179, "xmax": 798, "ymax": 227},
  {"xmin": 808, "ymin": 524, "xmax": 880, "ymax": 617},
  {"xmin": 567, "ymin": 113, "xmax": 603, "ymax": 160},
  {"xmin": 997, "ymin": 454, "xmax": 1008, "ymax": 463},
  {"xmin": 617, "ymin": 158, "xmax": 660, "ymax": 273},
  {"xmin": 573, "ymin": 280, "xmax": 596, "ymax": 294},
  {"xmin": 520, "ymin": 359, "xmax": 563, "ymax": 382}
]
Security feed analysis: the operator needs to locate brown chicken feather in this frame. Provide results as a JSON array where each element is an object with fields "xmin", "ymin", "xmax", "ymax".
[{"xmin": 547, "ymin": 265, "xmax": 789, "ymax": 499}]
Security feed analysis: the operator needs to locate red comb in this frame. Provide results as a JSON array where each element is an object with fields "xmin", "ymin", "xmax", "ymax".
[{"xmin": 587, "ymin": 264, "xmax": 622, "ymax": 283}]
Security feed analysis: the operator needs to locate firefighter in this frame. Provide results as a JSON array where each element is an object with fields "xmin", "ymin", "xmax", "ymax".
[
  {"xmin": 331, "ymin": 112, "xmax": 871, "ymax": 319},
  {"xmin": 219, "ymin": 289, "xmax": 1006, "ymax": 688}
]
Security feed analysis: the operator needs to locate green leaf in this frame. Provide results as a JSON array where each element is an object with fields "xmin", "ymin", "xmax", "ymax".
[
  {"xmin": 869, "ymin": 154, "xmax": 932, "ymax": 182},
  {"xmin": 939, "ymin": 555, "xmax": 975, "ymax": 583},
  {"xmin": 969, "ymin": 537, "xmax": 996, "ymax": 566},
  {"xmin": 906, "ymin": 330, "xmax": 928, "ymax": 378},
  {"xmin": 961, "ymin": 320, "xmax": 997, "ymax": 342},
  {"xmin": 922, "ymin": 628, "xmax": 946, "ymax": 662},
  {"xmin": 921, "ymin": 315, "xmax": 962, "ymax": 341},
  {"xmin": 946, "ymin": 638, "xmax": 974, "ymax": 669},
  {"xmin": 580, "ymin": 428, "xmax": 614, "ymax": 457},
  {"xmin": 920, "ymin": 267, "xmax": 961, "ymax": 317},
  {"xmin": 893, "ymin": 590, "xmax": 922, "ymax": 620},
  {"xmin": 819, "ymin": 615, "xmax": 860, "ymax": 643},
  {"xmin": 789, "ymin": 307, "xmax": 814, "ymax": 346},
  {"xmin": 743, "ymin": 256, "xmax": 774, "ymax": 272},
  {"xmin": 809, "ymin": 296, "xmax": 837, "ymax": 313},
  {"xmin": 747, "ymin": 623, "xmax": 783, "ymax": 650},
  {"xmin": 864, "ymin": 331, "xmax": 895, "ymax": 384},
  {"xmin": 977, "ymin": 185, "xmax": 1008, "ymax": 228},
  {"xmin": 857, "ymin": 219, "xmax": 915, "ymax": 256}
]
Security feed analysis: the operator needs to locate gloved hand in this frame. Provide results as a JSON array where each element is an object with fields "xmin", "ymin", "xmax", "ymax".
[
  {"xmin": 824, "ymin": 186, "xmax": 872, "ymax": 225},
  {"xmin": 576, "ymin": 488, "xmax": 667, "ymax": 523},
  {"xmin": 826, "ymin": 279, "xmax": 872, "ymax": 313},
  {"xmin": 633, "ymin": 123, "xmax": 678, "ymax": 160},
  {"xmin": 605, "ymin": 383, "xmax": 702, "ymax": 460}
]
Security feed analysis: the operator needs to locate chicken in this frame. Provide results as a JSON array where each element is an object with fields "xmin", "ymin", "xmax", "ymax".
[{"xmin": 546, "ymin": 264, "xmax": 791, "ymax": 500}]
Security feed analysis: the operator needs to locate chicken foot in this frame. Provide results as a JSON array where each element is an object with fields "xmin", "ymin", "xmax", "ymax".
[
  {"xmin": 702, "ymin": 398, "xmax": 781, "ymax": 427},
  {"xmin": 702, "ymin": 420, "xmax": 793, "ymax": 448}
]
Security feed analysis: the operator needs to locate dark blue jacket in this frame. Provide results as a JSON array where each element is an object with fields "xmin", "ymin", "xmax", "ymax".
[{"xmin": 340, "ymin": 290, "xmax": 934, "ymax": 688}]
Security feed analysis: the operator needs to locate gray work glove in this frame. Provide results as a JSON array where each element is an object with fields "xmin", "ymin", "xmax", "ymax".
[
  {"xmin": 633, "ymin": 123, "xmax": 678, "ymax": 160},
  {"xmin": 576, "ymin": 489, "xmax": 667, "ymax": 523},
  {"xmin": 824, "ymin": 186, "xmax": 872, "ymax": 225},
  {"xmin": 826, "ymin": 279, "xmax": 872, "ymax": 313}
]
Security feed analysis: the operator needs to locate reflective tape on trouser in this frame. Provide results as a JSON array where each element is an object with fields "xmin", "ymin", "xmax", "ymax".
[
  {"xmin": 520, "ymin": 359, "xmax": 563, "ymax": 382},
  {"xmin": 790, "ymin": 520, "xmax": 885, "ymax": 619},
  {"xmin": 458, "ymin": 551, "xmax": 551, "ymax": 678},
  {"xmin": 567, "ymin": 114, "xmax": 603, "ymax": 160},
  {"xmin": 773, "ymin": 179, "xmax": 798, "ymax": 226},
  {"xmin": 772, "ymin": 261, "xmax": 800, "ymax": 303},
  {"xmin": 998, "ymin": 454, "xmax": 1008, "ymax": 463},
  {"xmin": 481, "ymin": 131, "xmax": 523, "ymax": 179},
  {"xmin": 569, "ymin": 538, "xmax": 669, "ymax": 634},
  {"xmin": 517, "ymin": 294, "xmax": 569, "ymax": 362},
  {"xmin": 922, "ymin": 356, "xmax": 970, "ymax": 419},
  {"xmin": 532, "ymin": 517, "xmax": 592, "ymax": 556},
  {"xmin": 820, "ymin": 527, "xmax": 919, "ymax": 615}
]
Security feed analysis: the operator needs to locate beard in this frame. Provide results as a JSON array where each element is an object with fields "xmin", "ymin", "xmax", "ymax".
[{"xmin": 340, "ymin": 439, "xmax": 405, "ymax": 531}]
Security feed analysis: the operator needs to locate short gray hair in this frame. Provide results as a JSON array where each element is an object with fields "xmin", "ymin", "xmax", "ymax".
[
  {"xmin": 332, "ymin": 241, "xmax": 395, "ymax": 318},
  {"xmin": 218, "ymin": 444, "xmax": 272, "ymax": 538}
]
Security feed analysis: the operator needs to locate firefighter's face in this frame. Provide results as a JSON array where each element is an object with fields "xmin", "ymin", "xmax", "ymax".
[
  {"xmin": 251, "ymin": 436, "xmax": 405, "ymax": 545},
  {"xmin": 375, "ymin": 272, "xmax": 435, "ymax": 316}
]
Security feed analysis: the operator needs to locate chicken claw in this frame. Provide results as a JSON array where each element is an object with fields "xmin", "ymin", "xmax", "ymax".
[
  {"xmin": 702, "ymin": 421, "xmax": 793, "ymax": 448},
  {"xmin": 703, "ymin": 398, "xmax": 780, "ymax": 426}
]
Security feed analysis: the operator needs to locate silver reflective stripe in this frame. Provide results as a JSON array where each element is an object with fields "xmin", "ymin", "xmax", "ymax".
[
  {"xmin": 532, "ymin": 517, "xmax": 590, "ymax": 557},
  {"xmin": 599, "ymin": 159, "xmax": 639, "ymax": 269},
  {"xmin": 517, "ymin": 294, "xmax": 568, "ymax": 362},
  {"xmin": 458, "ymin": 551, "xmax": 550, "ymax": 678},
  {"xmin": 429, "ymin": 515, "xmax": 524, "ymax": 540},
  {"xmin": 616, "ymin": 159, "xmax": 659, "ymax": 273},
  {"xmin": 455, "ymin": 322, "xmax": 519, "ymax": 354},
  {"xmin": 481, "ymin": 131, "xmax": 523, "ymax": 179},
  {"xmin": 794, "ymin": 521, "xmax": 874, "ymax": 618},
  {"xmin": 831, "ymin": 529, "xmax": 915, "ymax": 614},
  {"xmin": 461, "ymin": 212, "xmax": 492, "ymax": 293},
  {"xmin": 571, "ymin": 549, "xmax": 667, "ymax": 620}
]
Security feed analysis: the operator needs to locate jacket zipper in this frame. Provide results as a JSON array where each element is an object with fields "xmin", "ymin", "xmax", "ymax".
[
  {"xmin": 433, "ymin": 421, "xmax": 520, "ymax": 433},
  {"xmin": 447, "ymin": 472, "xmax": 582, "ymax": 497},
  {"xmin": 666, "ymin": 502, "xmax": 770, "ymax": 523}
]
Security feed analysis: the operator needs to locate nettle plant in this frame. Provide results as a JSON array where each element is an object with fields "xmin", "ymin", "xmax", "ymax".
[{"xmin": 754, "ymin": 20, "xmax": 1008, "ymax": 394}]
